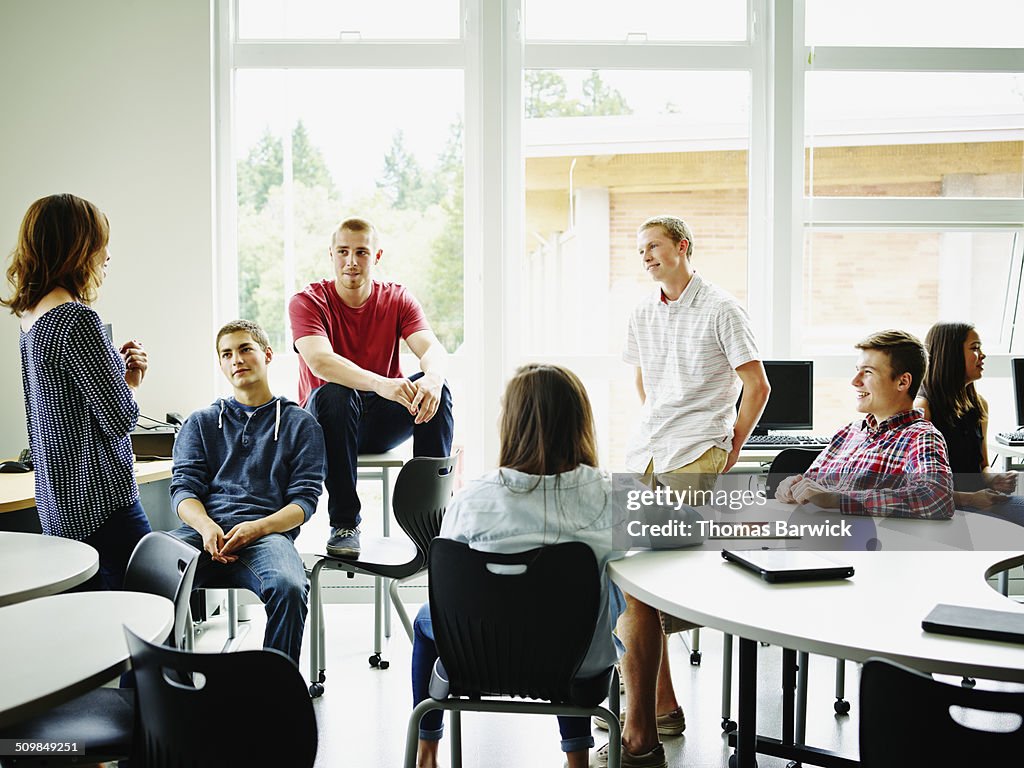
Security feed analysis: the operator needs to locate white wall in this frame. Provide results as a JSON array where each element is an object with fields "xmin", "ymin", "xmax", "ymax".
[{"xmin": 0, "ymin": 0, "xmax": 217, "ymax": 457}]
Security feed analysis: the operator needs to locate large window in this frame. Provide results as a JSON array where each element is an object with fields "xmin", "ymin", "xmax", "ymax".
[{"xmin": 218, "ymin": 1, "xmax": 1024, "ymax": 471}]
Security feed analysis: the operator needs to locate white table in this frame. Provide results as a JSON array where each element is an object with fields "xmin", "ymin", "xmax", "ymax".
[
  {"xmin": 0, "ymin": 531, "xmax": 98, "ymax": 606},
  {"xmin": 610, "ymin": 511, "xmax": 1024, "ymax": 767},
  {"xmin": 0, "ymin": 591, "xmax": 173, "ymax": 728}
]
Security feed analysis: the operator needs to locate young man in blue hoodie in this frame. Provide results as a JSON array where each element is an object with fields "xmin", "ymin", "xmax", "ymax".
[{"xmin": 169, "ymin": 320, "xmax": 326, "ymax": 665}]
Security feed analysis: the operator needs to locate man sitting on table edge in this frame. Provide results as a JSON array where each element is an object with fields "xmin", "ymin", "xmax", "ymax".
[
  {"xmin": 168, "ymin": 320, "xmax": 326, "ymax": 665},
  {"xmin": 775, "ymin": 329, "xmax": 954, "ymax": 519}
]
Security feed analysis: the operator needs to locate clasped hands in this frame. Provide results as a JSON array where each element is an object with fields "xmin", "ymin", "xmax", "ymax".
[
  {"xmin": 199, "ymin": 520, "xmax": 264, "ymax": 564},
  {"xmin": 775, "ymin": 473, "xmax": 840, "ymax": 509},
  {"xmin": 377, "ymin": 372, "xmax": 443, "ymax": 425}
]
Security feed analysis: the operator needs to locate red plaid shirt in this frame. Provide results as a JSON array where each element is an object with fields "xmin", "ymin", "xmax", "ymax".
[{"xmin": 805, "ymin": 409, "xmax": 954, "ymax": 519}]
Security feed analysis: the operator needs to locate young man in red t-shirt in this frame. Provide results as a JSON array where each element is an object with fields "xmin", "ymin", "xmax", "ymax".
[{"xmin": 288, "ymin": 217, "xmax": 453, "ymax": 557}]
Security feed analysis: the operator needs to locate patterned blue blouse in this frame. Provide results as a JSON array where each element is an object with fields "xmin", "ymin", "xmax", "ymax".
[{"xmin": 20, "ymin": 302, "xmax": 139, "ymax": 539}]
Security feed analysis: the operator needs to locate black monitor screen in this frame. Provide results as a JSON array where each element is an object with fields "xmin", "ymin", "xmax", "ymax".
[
  {"xmin": 1013, "ymin": 358, "xmax": 1024, "ymax": 427},
  {"xmin": 739, "ymin": 360, "xmax": 814, "ymax": 433}
]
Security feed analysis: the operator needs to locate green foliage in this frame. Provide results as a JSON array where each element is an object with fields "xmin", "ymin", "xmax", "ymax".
[
  {"xmin": 524, "ymin": 70, "xmax": 633, "ymax": 118},
  {"xmin": 581, "ymin": 71, "xmax": 632, "ymax": 116},
  {"xmin": 237, "ymin": 121, "xmax": 333, "ymax": 210}
]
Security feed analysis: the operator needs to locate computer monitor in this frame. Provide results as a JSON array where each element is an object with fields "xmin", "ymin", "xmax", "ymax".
[
  {"xmin": 1012, "ymin": 358, "xmax": 1024, "ymax": 427},
  {"xmin": 738, "ymin": 360, "xmax": 814, "ymax": 435}
]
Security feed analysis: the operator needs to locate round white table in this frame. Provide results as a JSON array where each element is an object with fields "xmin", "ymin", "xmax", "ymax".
[
  {"xmin": 0, "ymin": 591, "xmax": 173, "ymax": 727},
  {"xmin": 0, "ymin": 531, "xmax": 98, "ymax": 606},
  {"xmin": 610, "ymin": 509, "xmax": 1024, "ymax": 767}
]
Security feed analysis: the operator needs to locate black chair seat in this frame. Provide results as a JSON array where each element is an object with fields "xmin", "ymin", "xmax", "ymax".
[
  {"xmin": 5, "ymin": 689, "xmax": 133, "ymax": 763},
  {"xmin": 319, "ymin": 535, "xmax": 420, "ymax": 579}
]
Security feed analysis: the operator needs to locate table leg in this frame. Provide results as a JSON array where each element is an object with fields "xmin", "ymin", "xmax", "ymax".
[
  {"xmin": 383, "ymin": 466, "xmax": 392, "ymax": 639},
  {"xmin": 736, "ymin": 637, "xmax": 758, "ymax": 768}
]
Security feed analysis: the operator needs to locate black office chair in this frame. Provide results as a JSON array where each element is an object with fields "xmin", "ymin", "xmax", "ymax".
[
  {"xmin": 860, "ymin": 657, "xmax": 1024, "ymax": 765},
  {"xmin": 0, "ymin": 531, "xmax": 200, "ymax": 767},
  {"xmin": 403, "ymin": 539, "xmax": 621, "ymax": 768},
  {"xmin": 307, "ymin": 453, "xmax": 458, "ymax": 694},
  {"xmin": 765, "ymin": 447, "xmax": 823, "ymax": 498},
  {"xmin": 124, "ymin": 627, "xmax": 317, "ymax": 768}
]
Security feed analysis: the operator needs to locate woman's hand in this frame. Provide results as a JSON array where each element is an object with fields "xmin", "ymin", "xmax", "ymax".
[{"xmin": 120, "ymin": 339, "xmax": 148, "ymax": 388}]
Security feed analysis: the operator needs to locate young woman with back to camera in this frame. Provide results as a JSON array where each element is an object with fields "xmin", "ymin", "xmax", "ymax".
[
  {"xmin": 917, "ymin": 321, "xmax": 1024, "ymax": 526},
  {"xmin": 2, "ymin": 193, "xmax": 152, "ymax": 589},
  {"xmin": 410, "ymin": 363, "xmax": 626, "ymax": 768}
]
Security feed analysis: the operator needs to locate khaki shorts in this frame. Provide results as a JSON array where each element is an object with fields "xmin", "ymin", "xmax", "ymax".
[{"xmin": 645, "ymin": 446, "xmax": 728, "ymax": 635}]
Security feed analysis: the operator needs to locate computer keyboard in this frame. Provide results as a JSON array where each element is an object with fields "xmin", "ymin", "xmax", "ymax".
[
  {"xmin": 996, "ymin": 431, "xmax": 1024, "ymax": 446},
  {"xmin": 744, "ymin": 434, "xmax": 831, "ymax": 449}
]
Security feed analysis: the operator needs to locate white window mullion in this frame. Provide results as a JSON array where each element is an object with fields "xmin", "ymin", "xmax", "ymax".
[
  {"xmin": 233, "ymin": 41, "xmax": 465, "ymax": 69},
  {"xmin": 524, "ymin": 42, "xmax": 756, "ymax": 71},
  {"xmin": 809, "ymin": 46, "xmax": 1024, "ymax": 73},
  {"xmin": 805, "ymin": 198, "xmax": 1024, "ymax": 228},
  {"xmin": 769, "ymin": 0, "xmax": 806, "ymax": 358}
]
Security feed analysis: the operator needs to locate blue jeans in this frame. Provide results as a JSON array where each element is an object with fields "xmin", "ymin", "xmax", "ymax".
[
  {"xmin": 76, "ymin": 499, "xmax": 152, "ymax": 592},
  {"xmin": 306, "ymin": 373, "xmax": 454, "ymax": 530},
  {"xmin": 169, "ymin": 527, "xmax": 309, "ymax": 665},
  {"xmin": 411, "ymin": 603, "xmax": 595, "ymax": 754}
]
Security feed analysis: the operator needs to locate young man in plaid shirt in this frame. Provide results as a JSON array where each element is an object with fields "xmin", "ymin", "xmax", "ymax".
[{"xmin": 776, "ymin": 329, "xmax": 954, "ymax": 519}]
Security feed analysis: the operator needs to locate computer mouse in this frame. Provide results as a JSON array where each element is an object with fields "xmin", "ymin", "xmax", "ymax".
[{"xmin": 0, "ymin": 460, "xmax": 32, "ymax": 473}]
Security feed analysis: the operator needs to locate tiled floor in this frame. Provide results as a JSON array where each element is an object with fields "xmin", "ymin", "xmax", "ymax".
[{"xmin": 195, "ymin": 602, "xmax": 871, "ymax": 768}]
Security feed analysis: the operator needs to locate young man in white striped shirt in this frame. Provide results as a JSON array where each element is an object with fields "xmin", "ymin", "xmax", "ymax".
[{"xmin": 605, "ymin": 216, "xmax": 770, "ymax": 767}]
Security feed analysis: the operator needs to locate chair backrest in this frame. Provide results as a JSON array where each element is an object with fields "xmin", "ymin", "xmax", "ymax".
[
  {"xmin": 766, "ymin": 447, "xmax": 823, "ymax": 497},
  {"xmin": 123, "ymin": 531, "xmax": 200, "ymax": 649},
  {"xmin": 124, "ymin": 627, "xmax": 318, "ymax": 768},
  {"xmin": 427, "ymin": 538, "xmax": 607, "ymax": 706},
  {"xmin": 392, "ymin": 453, "xmax": 459, "ymax": 569},
  {"xmin": 860, "ymin": 658, "xmax": 1024, "ymax": 766}
]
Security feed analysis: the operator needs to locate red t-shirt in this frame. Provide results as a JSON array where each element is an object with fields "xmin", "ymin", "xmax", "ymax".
[{"xmin": 288, "ymin": 279, "xmax": 430, "ymax": 406}]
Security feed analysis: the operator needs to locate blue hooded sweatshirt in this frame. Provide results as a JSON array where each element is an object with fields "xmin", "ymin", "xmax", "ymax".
[{"xmin": 169, "ymin": 396, "xmax": 326, "ymax": 539}]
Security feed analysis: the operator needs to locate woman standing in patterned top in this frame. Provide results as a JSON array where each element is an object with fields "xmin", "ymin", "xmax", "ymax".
[{"xmin": 2, "ymin": 193, "xmax": 152, "ymax": 590}]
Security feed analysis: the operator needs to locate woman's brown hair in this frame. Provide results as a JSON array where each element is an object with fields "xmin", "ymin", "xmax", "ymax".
[
  {"xmin": 498, "ymin": 364, "xmax": 599, "ymax": 475},
  {"xmin": 2, "ymin": 193, "xmax": 109, "ymax": 315},
  {"xmin": 922, "ymin": 321, "xmax": 985, "ymax": 424}
]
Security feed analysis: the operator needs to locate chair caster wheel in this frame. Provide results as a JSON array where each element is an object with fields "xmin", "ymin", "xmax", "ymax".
[
  {"xmin": 309, "ymin": 683, "xmax": 324, "ymax": 698},
  {"xmin": 379, "ymin": 660, "xmax": 390, "ymax": 670},
  {"xmin": 369, "ymin": 653, "xmax": 382, "ymax": 667},
  {"xmin": 962, "ymin": 676, "xmax": 976, "ymax": 688},
  {"xmin": 834, "ymin": 698, "xmax": 850, "ymax": 715},
  {"xmin": 690, "ymin": 650, "xmax": 702, "ymax": 665},
  {"xmin": 318, "ymin": 670, "xmax": 326, "ymax": 683},
  {"xmin": 786, "ymin": 761, "xmax": 802, "ymax": 768},
  {"xmin": 722, "ymin": 718, "xmax": 737, "ymax": 733}
]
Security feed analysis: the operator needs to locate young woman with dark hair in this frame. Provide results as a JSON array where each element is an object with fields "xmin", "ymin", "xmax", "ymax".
[
  {"xmin": 410, "ymin": 364, "xmax": 625, "ymax": 768},
  {"xmin": 3, "ymin": 193, "xmax": 151, "ymax": 589},
  {"xmin": 917, "ymin": 321, "xmax": 1023, "ymax": 524}
]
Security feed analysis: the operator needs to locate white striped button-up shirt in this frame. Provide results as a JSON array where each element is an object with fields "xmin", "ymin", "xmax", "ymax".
[{"xmin": 623, "ymin": 272, "xmax": 760, "ymax": 473}]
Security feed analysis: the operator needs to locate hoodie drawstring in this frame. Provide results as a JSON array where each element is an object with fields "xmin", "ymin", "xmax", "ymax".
[{"xmin": 274, "ymin": 398, "xmax": 280, "ymax": 442}]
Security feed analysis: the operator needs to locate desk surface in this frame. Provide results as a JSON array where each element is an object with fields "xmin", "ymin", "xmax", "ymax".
[
  {"xmin": 0, "ymin": 532, "xmax": 98, "ymax": 606},
  {"xmin": 0, "ymin": 591, "xmax": 173, "ymax": 728},
  {"xmin": 610, "ymin": 511, "xmax": 1024, "ymax": 682},
  {"xmin": 0, "ymin": 460, "xmax": 173, "ymax": 515}
]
